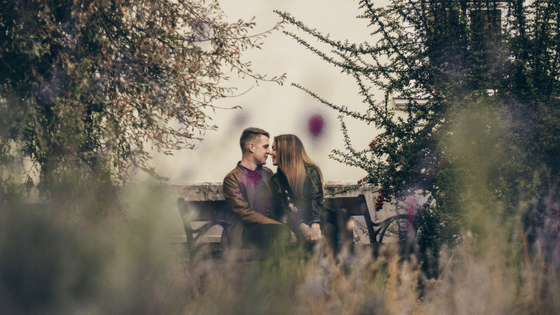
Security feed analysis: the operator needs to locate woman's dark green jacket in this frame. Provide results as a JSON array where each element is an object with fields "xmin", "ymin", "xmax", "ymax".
[{"xmin": 270, "ymin": 163, "xmax": 324, "ymax": 229}]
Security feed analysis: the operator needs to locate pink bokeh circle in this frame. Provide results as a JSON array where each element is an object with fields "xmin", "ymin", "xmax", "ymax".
[{"xmin": 308, "ymin": 114, "xmax": 324, "ymax": 136}]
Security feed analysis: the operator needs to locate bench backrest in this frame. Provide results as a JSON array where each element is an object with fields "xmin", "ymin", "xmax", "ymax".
[
  {"xmin": 177, "ymin": 198, "xmax": 236, "ymax": 250},
  {"xmin": 178, "ymin": 199, "xmax": 233, "ymax": 221},
  {"xmin": 324, "ymin": 194, "xmax": 376, "ymax": 244}
]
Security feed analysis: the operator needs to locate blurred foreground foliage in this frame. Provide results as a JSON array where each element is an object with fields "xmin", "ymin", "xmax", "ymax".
[
  {"xmin": 2, "ymin": 200, "xmax": 560, "ymax": 314},
  {"xmin": 278, "ymin": 0, "xmax": 560, "ymax": 275},
  {"xmin": 0, "ymin": 0, "xmax": 285, "ymax": 203}
]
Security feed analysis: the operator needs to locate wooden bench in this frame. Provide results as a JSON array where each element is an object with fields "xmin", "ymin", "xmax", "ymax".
[
  {"xmin": 176, "ymin": 198, "xmax": 235, "ymax": 260},
  {"xmin": 324, "ymin": 194, "xmax": 413, "ymax": 244},
  {"xmin": 177, "ymin": 194, "xmax": 413, "ymax": 259}
]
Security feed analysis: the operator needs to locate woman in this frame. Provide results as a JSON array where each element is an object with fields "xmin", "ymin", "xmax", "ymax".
[{"xmin": 270, "ymin": 134, "xmax": 333, "ymax": 248}]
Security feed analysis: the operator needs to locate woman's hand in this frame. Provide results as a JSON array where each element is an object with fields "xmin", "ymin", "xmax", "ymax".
[
  {"xmin": 310, "ymin": 223, "xmax": 321, "ymax": 242},
  {"xmin": 298, "ymin": 223, "xmax": 312, "ymax": 242},
  {"xmin": 299, "ymin": 223, "xmax": 322, "ymax": 243}
]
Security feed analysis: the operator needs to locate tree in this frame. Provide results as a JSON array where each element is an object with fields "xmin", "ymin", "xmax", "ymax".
[
  {"xmin": 0, "ymin": 0, "xmax": 285, "ymax": 202},
  {"xmin": 277, "ymin": 0, "xmax": 560, "ymax": 273}
]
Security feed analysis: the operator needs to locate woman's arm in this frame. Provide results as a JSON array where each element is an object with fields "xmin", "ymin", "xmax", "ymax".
[
  {"xmin": 307, "ymin": 165, "xmax": 324, "ymax": 224},
  {"xmin": 270, "ymin": 175, "xmax": 289, "ymax": 219}
]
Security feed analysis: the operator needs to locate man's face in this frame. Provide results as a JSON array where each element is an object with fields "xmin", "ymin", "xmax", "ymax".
[
  {"xmin": 252, "ymin": 135, "xmax": 270, "ymax": 166},
  {"xmin": 270, "ymin": 142, "xmax": 278, "ymax": 166}
]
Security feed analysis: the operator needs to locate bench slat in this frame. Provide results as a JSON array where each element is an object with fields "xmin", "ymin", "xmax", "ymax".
[{"xmin": 182, "ymin": 200, "xmax": 232, "ymax": 221}]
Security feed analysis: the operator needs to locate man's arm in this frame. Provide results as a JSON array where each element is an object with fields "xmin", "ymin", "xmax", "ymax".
[{"xmin": 223, "ymin": 174, "xmax": 281, "ymax": 225}]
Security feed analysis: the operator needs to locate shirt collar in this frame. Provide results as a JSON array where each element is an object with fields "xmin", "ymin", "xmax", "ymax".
[{"xmin": 237, "ymin": 162, "xmax": 262, "ymax": 172}]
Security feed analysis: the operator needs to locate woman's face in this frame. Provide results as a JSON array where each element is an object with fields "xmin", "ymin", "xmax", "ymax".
[{"xmin": 270, "ymin": 141, "xmax": 278, "ymax": 166}]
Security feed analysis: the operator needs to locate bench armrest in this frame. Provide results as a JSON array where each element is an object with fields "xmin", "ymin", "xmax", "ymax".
[{"xmin": 371, "ymin": 214, "xmax": 413, "ymax": 243}]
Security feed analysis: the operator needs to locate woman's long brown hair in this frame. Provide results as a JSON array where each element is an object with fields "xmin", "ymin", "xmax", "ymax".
[{"xmin": 274, "ymin": 134, "xmax": 323, "ymax": 196}]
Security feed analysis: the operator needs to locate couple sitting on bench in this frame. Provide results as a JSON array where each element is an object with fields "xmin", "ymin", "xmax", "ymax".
[{"xmin": 223, "ymin": 127, "xmax": 337, "ymax": 253}]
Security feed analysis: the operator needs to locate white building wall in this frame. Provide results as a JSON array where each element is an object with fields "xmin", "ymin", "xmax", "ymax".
[{"xmin": 133, "ymin": 0, "xmax": 394, "ymax": 185}]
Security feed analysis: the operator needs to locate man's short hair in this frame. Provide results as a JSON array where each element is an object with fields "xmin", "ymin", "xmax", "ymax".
[{"xmin": 240, "ymin": 127, "xmax": 269, "ymax": 153}]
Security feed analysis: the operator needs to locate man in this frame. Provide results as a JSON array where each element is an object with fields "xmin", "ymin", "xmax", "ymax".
[{"xmin": 223, "ymin": 127, "xmax": 291, "ymax": 250}]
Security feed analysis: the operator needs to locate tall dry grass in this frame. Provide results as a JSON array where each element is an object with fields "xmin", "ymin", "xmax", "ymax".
[{"xmin": 1, "ymin": 188, "xmax": 559, "ymax": 314}]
